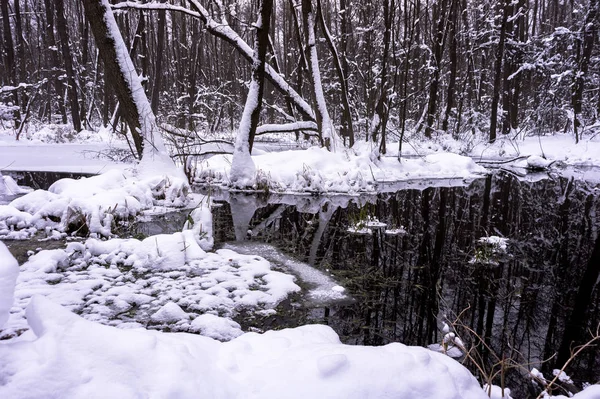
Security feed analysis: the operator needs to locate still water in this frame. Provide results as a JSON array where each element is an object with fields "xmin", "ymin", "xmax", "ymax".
[{"xmin": 208, "ymin": 172, "xmax": 600, "ymax": 397}]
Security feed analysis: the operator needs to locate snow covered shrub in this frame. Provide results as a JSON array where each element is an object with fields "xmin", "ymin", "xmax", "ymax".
[{"xmin": 0, "ymin": 101, "xmax": 18, "ymax": 122}]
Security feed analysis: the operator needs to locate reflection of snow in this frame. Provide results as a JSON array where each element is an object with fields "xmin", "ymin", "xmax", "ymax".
[
  {"xmin": 347, "ymin": 216, "xmax": 387, "ymax": 235},
  {"xmin": 478, "ymin": 236, "xmax": 509, "ymax": 252}
]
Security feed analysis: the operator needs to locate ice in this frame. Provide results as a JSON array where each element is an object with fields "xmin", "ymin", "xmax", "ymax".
[{"xmin": 224, "ymin": 242, "xmax": 348, "ymax": 305}]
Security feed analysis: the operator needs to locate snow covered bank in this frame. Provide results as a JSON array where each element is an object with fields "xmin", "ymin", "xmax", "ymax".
[
  {"xmin": 0, "ymin": 167, "xmax": 189, "ymax": 239},
  {"xmin": 1, "ymin": 221, "xmax": 299, "ymax": 340},
  {"xmin": 197, "ymin": 143, "xmax": 487, "ymax": 193},
  {"xmin": 0, "ymin": 126, "xmax": 130, "ymax": 174},
  {"xmin": 0, "ymin": 296, "xmax": 488, "ymax": 399},
  {"xmin": 0, "ymin": 173, "xmax": 30, "ymax": 197},
  {"xmin": 0, "ymin": 242, "xmax": 18, "ymax": 328}
]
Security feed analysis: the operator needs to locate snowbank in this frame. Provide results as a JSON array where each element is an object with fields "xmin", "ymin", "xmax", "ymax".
[
  {"xmin": 0, "ymin": 242, "xmax": 19, "ymax": 328},
  {"xmin": 0, "ymin": 296, "xmax": 487, "ymax": 399},
  {"xmin": 0, "ymin": 168, "xmax": 189, "ymax": 239},
  {"xmin": 0, "ymin": 173, "xmax": 30, "ymax": 197},
  {"xmin": 2, "ymin": 212, "xmax": 299, "ymax": 339},
  {"xmin": 197, "ymin": 143, "xmax": 487, "ymax": 193}
]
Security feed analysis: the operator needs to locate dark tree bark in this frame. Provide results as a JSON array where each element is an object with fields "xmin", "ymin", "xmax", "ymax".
[
  {"xmin": 442, "ymin": 0, "xmax": 458, "ymax": 135},
  {"xmin": 489, "ymin": 0, "xmax": 510, "ymax": 143},
  {"xmin": 247, "ymin": 0, "xmax": 273, "ymax": 152},
  {"xmin": 151, "ymin": 0, "xmax": 167, "ymax": 114},
  {"xmin": 572, "ymin": 0, "xmax": 599, "ymax": 143},
  {"xmin": 317, "ymin": 0, "xmax": 354, "ymax": 147},
  {"xmin": 1, "ymin": 0, "xmax": 20, "ymax": 128},
  {"xmin": 302, "ymin": 0, "xmax": 335, "ymax": 150},
  {"xmin": 371, "ymin": 0, "xmax": 395, "ymax": 155},
  {"xmin": 424, "ymin": 0, "xmax": 450, "ymax": 138},
  {"xmin": 43, "ymin": 0, "xmax": 67, "ymax": 124},
  {"xmin": 55, "ymin": 0, "xmax": 82, "ymax": 132}
]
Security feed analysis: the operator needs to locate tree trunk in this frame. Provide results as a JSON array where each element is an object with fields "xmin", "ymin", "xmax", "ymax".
[
  {"xmin": 55, "ymin": 0, "xmax": 82, "ymax": 132},
  {"xmin": 83, "ymin": 0, "xmax": 166, "ymax": 159},
  {"xmin": 1, "ymin": 0, "xmax": 20, "ymax": 128},
  {"xmin": 229, "ymin": 0, "xmax": 273, "ymax": 188},
  {"xmin": 424, "ymin": 0, "xmax": 450, "ymax": 138},
  {"xmin": 317, "ymin": 0, "xmax": 354, "ymax": 147},
  {"xmin": 572, "ymin": 0, "xmax": 599, "ymax": 143},
  {"xmin": 151, "ymin": 0, "xmax": 167, "ymax": 114},
  {"xmin": 489, "ymin": 0, "xmax": 509, "ymax": 143},
  {"xmin": 302, "ymin": 0, "xmax": 336, "ymax": 150}
]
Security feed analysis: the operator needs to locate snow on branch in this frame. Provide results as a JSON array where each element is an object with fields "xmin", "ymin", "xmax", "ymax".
[{"xmin": 112, "ymin": 0, "xmax": 315, "ymax": 122}]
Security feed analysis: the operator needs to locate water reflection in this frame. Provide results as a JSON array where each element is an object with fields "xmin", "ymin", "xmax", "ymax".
[{"xmin": 210, "ymin": 172, "xmax": 600, "ymax": 396}]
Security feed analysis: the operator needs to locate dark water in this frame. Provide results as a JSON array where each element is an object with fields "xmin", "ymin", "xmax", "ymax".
[
  {"xmin": 208, "ymin": 173, "xmax": 600, "ymax": 397},
  {"xmin": 3, "ymin": 170, "xmax": 95, "ymax": 190}
]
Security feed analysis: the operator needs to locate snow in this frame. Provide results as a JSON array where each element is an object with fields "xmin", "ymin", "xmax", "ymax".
[
  {"xmin": 0, "ymin": 167, "xmax": 191, "ymax": 239},
  {"xmin": 0, "ymin": 242, "xmax": 19, "ymax": 328},
  {"xmin": 0, "ymin": 296, "xmax": 490, "ymax": 399},
  {"xmin": 198, "ymin": 143, "xmax": 487, "ymax": 193},
  {"xmin": 478, "ymin": 236, "xmax": 509, "ymax": 252},
  {"xmin": 230, "ymin": 80, "xmax": 258, "ymax": 188},
  {"xmin": 1, "ymin": 227, "xmax": 301, "ymax": 339},
  {"xmin": 224, "ymin": 242, "xmax": 349, "ymax": 305}
]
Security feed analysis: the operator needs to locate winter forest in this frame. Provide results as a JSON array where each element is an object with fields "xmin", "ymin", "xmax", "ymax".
[
  {"xmin": 1, "ymin": 0, "xmax": 600, "ymax": 151},
  {"xmin": 1, "ymin": 0, "xmax": 600, "ymax": 398}
]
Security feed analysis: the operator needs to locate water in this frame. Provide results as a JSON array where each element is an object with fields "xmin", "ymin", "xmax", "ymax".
[
  {"xmin": 208, "ymin": 172, "xmax": 600, "ymax": 397},
  {"xmin": 4, "ymin": 169, "xmax": 599, "ymax": 396}
]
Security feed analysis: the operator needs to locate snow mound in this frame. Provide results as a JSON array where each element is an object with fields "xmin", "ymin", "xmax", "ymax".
[
  {"xmin": 0, "ymin": 242, "xmax": 19, "ymax": 328},
  {"xmin": 0, "ymin": 168, "xmax": 190, "ymax": 239},
  {"xmin": 190, "ymin": 313, "xmax": 243, "ymax": 341},
  {"xmin": 0, "ymin": 174, "xmax": 31, "ymax": 196},
  {"xmin": 0, "ymin": 296, "xmax": 488, "ymax": 399},
  {"xmin": 150, "ymin": 302, "xmax": 190, "ymax": 324}
]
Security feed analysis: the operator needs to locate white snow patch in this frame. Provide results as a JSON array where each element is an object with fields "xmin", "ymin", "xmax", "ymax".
[
  {"xmin": 0, "ymin": 296, "xmax": 490, "ymax": 399},
  {"xmin": 150, "ymin": 302, "xmax": 190, "ymax": 324},
  {"xmin": 190, "ymin": 313, "xmax": 243, "ymax": 341},
  {"xmin": 0, "ymin": 242, "xmax": 19, "ymax": 328}
]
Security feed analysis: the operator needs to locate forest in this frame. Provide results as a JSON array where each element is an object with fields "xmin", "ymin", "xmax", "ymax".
[{"xmin": 1, "ymin": 0, "xmax": 600, "ymax": 157}]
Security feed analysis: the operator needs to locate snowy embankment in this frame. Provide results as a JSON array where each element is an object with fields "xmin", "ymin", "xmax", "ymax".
[
  {"xmin": 0, "ymin": 295, "xmax": 491, "ymax": 399},
  {"xmin": 197, "ymin": 141, "xmax": 487, "ymax": 193},
  {"xmin": 0, "ymin": 168, "xmax": 189, "ymax": 239},
  {"xmin": 1, "ymin": 204, "xmax": 300, "ymax": 340}
]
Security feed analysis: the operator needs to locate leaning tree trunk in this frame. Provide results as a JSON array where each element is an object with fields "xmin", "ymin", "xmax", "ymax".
[
  {"xmin": 83, "ymin": 0, "xmax": 166, "ymax": 160},
  {"xmin": 229, "ymin": 0, "xmax": 273, "ymax": 188},
  {"xmin": 317, "ymin": 0, "xmax": 354, "ymax": 147}
]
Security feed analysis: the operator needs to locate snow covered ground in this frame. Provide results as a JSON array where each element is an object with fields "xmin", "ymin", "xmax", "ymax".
[
  {"xmin": 2, "ymin": 127, "xmax": 600, "ymax": 397},
  {"xmin": 197, "ymin": 133, "xmax": 600, "ymax": 193},
  {"xmin": 0, "ymin": 126, "xmax": 130, "ymax": 173}
]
